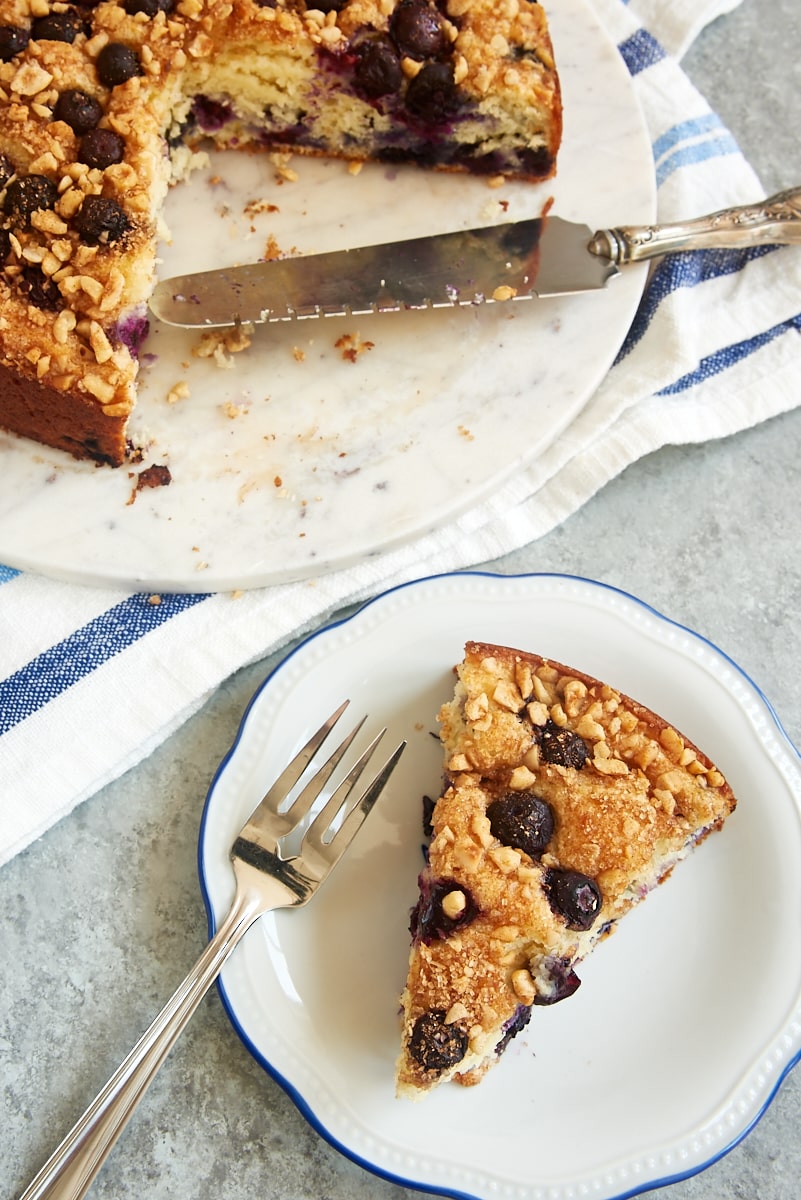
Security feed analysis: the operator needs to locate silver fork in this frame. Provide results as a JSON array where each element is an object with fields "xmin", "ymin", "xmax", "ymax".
[{"xmin": 18, "ymin": 701, "xmax": 405, "ymax": 1200}]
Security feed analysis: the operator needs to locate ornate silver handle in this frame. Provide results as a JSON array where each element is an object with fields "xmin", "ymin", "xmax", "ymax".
[{"xmin": 590, "ymin": 185, "xmax": 801, "ymax": 264}]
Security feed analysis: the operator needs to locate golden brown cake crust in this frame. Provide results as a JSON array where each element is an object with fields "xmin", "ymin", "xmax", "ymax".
[
  {"xmin": 396, "ymin": 641, "xmax": 736, "ymax": 1098},
  {"xmin": 0, "ymin": 0, "xmax": 561, "ymax": 464}
]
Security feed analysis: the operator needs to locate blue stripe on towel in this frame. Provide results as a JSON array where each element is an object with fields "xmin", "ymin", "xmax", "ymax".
[
  {"xmin": 0, "ymin": 565, "xmax": 20, "ymax": 585},
  {"xmin": 657, "ymin": 312, "xmax": 801, "ymax": 395},
  {"xmin": 652, "ymin": 114, "xmax": 727, "ymax": 163},
  {"xmin": 656, "ymin": 133, "xmax": 741, "ymax": 186},
  {"xmin": 615, "ymin": 245, "xmax": 780, "ymax": 363},
  {"xmin": 0, "ymin": 591, "xmax": 208, "ymax": 733},
  {"xmin": 618, "ymin": 29, "xmax": 666, "ymax": 75}
]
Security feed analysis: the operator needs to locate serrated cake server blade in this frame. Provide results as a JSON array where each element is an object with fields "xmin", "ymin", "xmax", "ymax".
[
  {"xmin": 147, "ymin": 216, "xmax": 613, "ymax": 329},
  {"xmin": 148, "ymin": 186, "xmax": 801, "ymax": 329}
]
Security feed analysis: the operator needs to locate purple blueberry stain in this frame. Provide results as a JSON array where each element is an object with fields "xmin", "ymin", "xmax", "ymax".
[
  {"xmin": 495, "ymin": 1003, "xmax": 532, "ymax": 1056},
  {"xmin": 192, "ymin": 95, "xmax": 234, "ymax": 132},
  {"xmin": 114, "ymin": 307, "xmax": 150, "ymax": 357},
  {"xmin": 532, "ymin": 955, "xmax": 582, "ymax": 1005}
]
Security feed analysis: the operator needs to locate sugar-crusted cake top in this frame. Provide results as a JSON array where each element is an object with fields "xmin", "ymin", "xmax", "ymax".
[{"xmin": 396, "ymin": 641, "xmax": 735, "ymax": 1097}]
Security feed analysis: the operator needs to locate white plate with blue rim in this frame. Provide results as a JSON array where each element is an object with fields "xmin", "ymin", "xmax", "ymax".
[
  {"xmin": 198, "ymin": 571, "xmax": 801, "ymax": 1200},
  {"xmin": 0, "ymin": 0, "xmax": 654, "ymax": 591}
]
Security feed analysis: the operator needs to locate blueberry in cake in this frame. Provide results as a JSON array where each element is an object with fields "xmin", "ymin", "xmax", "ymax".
[
  {"xmin": 0, "ymin": 0, "xmax": 562, "ymax": 465},
  {"xmin": 396, "ymin": 641, "xmax": 736, "ymax": 1098}
]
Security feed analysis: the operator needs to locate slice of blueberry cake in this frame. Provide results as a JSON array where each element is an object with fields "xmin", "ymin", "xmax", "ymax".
[
  {"xmin": 0, "ymin": 0, "xmax": 561, "ymax": 465},
  {"xmin": 396, "ymin": 641, "xmax": 736, "ymax": 1098}
]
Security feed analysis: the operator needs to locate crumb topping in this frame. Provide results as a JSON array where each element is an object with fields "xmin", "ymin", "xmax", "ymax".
[{"xmin": 396, "ymin": 641, "xmax": 736, "ymax": 1097}]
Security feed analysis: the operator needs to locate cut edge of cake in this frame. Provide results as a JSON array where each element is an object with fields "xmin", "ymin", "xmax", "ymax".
[{"xmin": 396, "ymin": 640, "xmax": 736, "ymax": 1099}]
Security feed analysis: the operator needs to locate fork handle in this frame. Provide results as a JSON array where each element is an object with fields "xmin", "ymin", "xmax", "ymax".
[{"xmin": 17, "ymin": 887, "xmax": 264, "ymax": 1200}]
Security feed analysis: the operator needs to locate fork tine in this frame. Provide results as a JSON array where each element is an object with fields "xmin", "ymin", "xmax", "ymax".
[
  {"xmin": 262, "ymin": 699, "xmax": 350, "ymax": 808},
  {"xmin": 278, "ymin": 714, "xmax": 367, "ymax": 831},
  {"xmin": 302, "ymin": 733, "xmax": 406, "ymax": 869},
  {"xmin": 237, "ymin": 700, "xmax": 350, "ymax": 845},
  {"xmin": 329, "ymin": 739, "xmax": 407, "ymax": 858}
]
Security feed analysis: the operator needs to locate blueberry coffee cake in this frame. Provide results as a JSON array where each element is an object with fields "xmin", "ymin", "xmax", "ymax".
[
  {"xmin": 396, "ymin": 641, "xmax": 736, "ymax": 1098},
  {"xmin": 0, "ymin": 0, "xmax": 562, "ymax": 465}
]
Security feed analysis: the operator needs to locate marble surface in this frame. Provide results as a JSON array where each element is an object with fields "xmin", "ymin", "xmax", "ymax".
[{"xmin": 3, "ymin": 3, "xmax": 801, "ymax": 1199}]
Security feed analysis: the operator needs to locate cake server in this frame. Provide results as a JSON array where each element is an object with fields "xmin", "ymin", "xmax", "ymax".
[{"xmin": 149, "ymin": 185, "xmax": 801, "ymax": 329}]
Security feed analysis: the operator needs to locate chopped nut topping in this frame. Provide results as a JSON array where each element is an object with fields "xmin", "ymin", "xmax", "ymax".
[
  {"xmin": 11, "ymin": 62, "xmax": 53, "ymax": 97},
  {"xmin": 465, "ymin": 691, "xmax": 489, "ymax": 722},
  {"xmin": 492, "ymin": 925, "xmax": 520, "ymax": 942},
  {"xmin": 575, "ymin": 713, "xmax": 604, "ymax": 740},
  {"xmin": 441, "ymin": 890, "xmax": 467, "ymax": 920},
  {"xmin": 470, "ymin": 811, "xmax": 493, "ymax": 848},
  {"xmin": 592, "ymin": 753, "xmax": 628, "ymax": 776},
  {"xmin": 89, "ymin": 321, "xmax": 114, "ymax": 364},
  {"xmin": 511, "ymin": 968, "xmax": 536, "ymax": 1004},
  {"xmin": 492, "ymin": 679, "xmax": 523, "ymax": 711},
  {"xmin": 52, "ymin": 309, "xmax": 77, "ymax": 344},
  {"xmin": 514, "ymin": 661, "xmax": 534, "ymax": 700},
  {"xmin": 526, "ymin": 700, "xmax": 548, "ymax": 726},
  {"xmin": 488, "ymin": 844, "xmax": 522, "ymax": 873},
  {"xmin": 508, "ymin": 764, "xmax": 537, "ymax": 790},
  {"xmin": 453, "ymin": 840, "xmax": 482, "ymax": 872},
  {"xmin": 660, "ymin": 727, "xmax": 685, "ymax": 759},
  {"xmin": 444, "ymin": 1001, "xmax": 469, "ymax": 1024},
  {"xmin": 82, "ymin": 374, "xmax": 116, "ymax": 403}
]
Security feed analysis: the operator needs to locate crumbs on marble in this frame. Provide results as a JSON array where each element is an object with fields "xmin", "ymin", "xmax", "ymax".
[
  {"xmin": 292, "ymin": 345, "xmax": 306, "ymax": 362},
  {"xmin": 244, "ymin": 199, "xmax": 280, "ymax": 218},
  {"xmin": 166, "ymin": 380, "xmax": 190, "ymax": 404},
  {"xmin": 222, "ymin": 399, "xmax": 250, "ymax": 418},
  {"xmin": 335, "ymin": 331, "xmax": 374, "ymax": 362},
  {"xmin": 478, "ymin": 198, "xmax": 510, "ymax": 223},
  {"xmin": 194, "ymin": 323, "xmax": 254, "ymax": 368},
  {"xmin": 264, "ymin": 233, "xmax": 282, "ymax": 260},
  {"xmin": 126, "ymin": 462, "xmax": 172, "ymax": 506},
  {"xmin": 492, "ymin": 285, "xmax": 517, "ymax": 302},
  {"xmin": 347, "ymin": 161, "xmax": 363, "ymax": 176},
  {"xmin": 270, "ymin": 151, "xmax": 298, "ymax": 184},
  {"xmin": 191, "ymin": 545, "xmax": 209, "ymax": 571},
  {"xmin": 263, "ymin": 233, "xmax": 299, "ymax": 260},
  {"xmin": 487, "ymin": 174, "xmax": 507, "ymax": 189},
  {"xmin": 458, "ymin": 424, "xmax": 474, "ymax": 441}
]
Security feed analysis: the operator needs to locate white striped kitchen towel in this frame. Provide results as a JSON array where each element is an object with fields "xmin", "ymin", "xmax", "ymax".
[{"xmin": 1, "ymin": 0, "xmax": 800, "ymax": 867}]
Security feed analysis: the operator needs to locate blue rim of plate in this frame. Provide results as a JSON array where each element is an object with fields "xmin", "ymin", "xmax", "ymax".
[{"xmin": 197, "ymin": 570, "xmax": 801, "ymax": 1200}]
